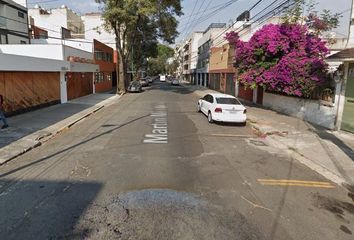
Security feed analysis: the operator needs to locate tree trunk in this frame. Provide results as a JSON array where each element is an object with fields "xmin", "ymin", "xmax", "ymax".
[
  {"xmin": 118, "ymin": 57, "xmax": 126, "ymax": 94},
  {"xmin": 116, "ymin": 44, "xmax": 126, "ymax": 94},
  {"xmin": 116, "ymin": 48, "xmax": 122, "ymax": 94},
  {"xmin": 123, "ymin": 58, "xmax": 129, "ymax": 89}
]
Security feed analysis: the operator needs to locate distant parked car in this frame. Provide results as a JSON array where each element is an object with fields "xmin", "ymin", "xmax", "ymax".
[
  {"xmin": 128, "ymin": 81, "xmax": 142, "ymax": 93},
  {"xmin": 139, "ymin": 78, "xmax": 149, "ymax": 87},
  {"xmin": 197, "ymin": 93, "xmax": 247, "ymax": 125},
  {"xmin": 147, "ymin": 76, "xmax": 153, "ymax": 83},
  {"xmin": 171, "ymin": 79, "xmax": 179, "ymax": 86}
]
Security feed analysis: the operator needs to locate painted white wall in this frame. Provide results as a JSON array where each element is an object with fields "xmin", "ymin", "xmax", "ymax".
[
  {"xmin": 263, "ymin": 92, "xmax": 337, "ymax": 129},
  {"xmin": 28, "ymin": 7, "xmax": 83, "ymax": 39},
  {"xmin": 64, "ymin": 45, "xmax": 93, "ymax": 60},
  {"xmin": 0, "ymin": 53, "xmax": 69, "ymax": 71},
  {"xmin": 335, "ymin": 62, "xmax": 349, "ymax": 129},
  {"xmin": 190, "ymin": 32, "xmax": 203, "ymax": 70},
  {"xmin": 60, "ymin": 71, "xmax": 68, "ymax": 103},
  {"xmin": 28, "ymin": 8, "xmax": 65, "ymax": 39},
  {"xmin": 82, "ymin": 14, "xmax": 116, "ymax": 49},
  {"xmin": 62, "ymin": 39, "xmax": 93, "ymax": 52},
  {"xmin": 0, "ymin": 44, "xmax": 63, "ymax": 59},
  {"xmin": 0, "ymin": 43, "xmax": 94, "ymax": 61},
  {"xmin": 32, "ymin": 38, "xmax": 93, "ymax": 53},
  {"xmin": 11, "ymin": 0, "xmax": 26, "ymax": 7}
]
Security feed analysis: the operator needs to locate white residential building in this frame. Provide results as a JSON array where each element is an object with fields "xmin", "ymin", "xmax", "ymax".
[
  {"xmin": 196, "ymin": 23, "xmax": 227, "ymax": 86},
  {"xmin": 0, "ymin": 0, "xmax": 29, "ymax": 44},
  {"xmin": 174, "ymin": 44, "xmax": 183, "ymax": 78},
  {"xmin": 28, "ymin": 5, "xmax": 84, "ymax": 39},
  {"xmin": 82, "ymin": 13, "xmax": 116, "ymax": 49},
  {"xmin": 11, "ymin": 0, "xmax": 26, "ymax": 7},
  {"xmin": 181, "ymin": 32, "xmax": 203, "ymax": 83},
  {"xmin": 0, "ymin": 43, "xmax": 99, "ymax": 103}
]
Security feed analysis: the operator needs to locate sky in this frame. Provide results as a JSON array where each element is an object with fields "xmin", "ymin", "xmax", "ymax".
[{"xmin": 26, "ymin": 0, "xmax": 352, "ymax": 42}]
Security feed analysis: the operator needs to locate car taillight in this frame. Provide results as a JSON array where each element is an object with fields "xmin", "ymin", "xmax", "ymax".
[
  {"xmin": 243, "ymin": 109, "xmax": 247, "ymax": 114},
  {"xmin": 215, "ymin": 108, "xmax": 222, "ymax": 113}
]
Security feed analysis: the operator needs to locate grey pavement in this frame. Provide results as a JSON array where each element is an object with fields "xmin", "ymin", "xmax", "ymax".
[
  {"xmin": 0, "ymin": 81, "xmax": 354, "ymax": 239},
  {"xmin": 0, "ymin": 93, "xmax": 120, "ymax": 165},
  {"xmin": 189, "ymin": 83, "xmax": 354, "ymax": 187}
]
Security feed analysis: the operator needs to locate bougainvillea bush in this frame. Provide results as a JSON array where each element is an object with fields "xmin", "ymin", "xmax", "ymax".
[{"xmin": 226, "ymin": 23, "xmax": 330, "ymax": 98}]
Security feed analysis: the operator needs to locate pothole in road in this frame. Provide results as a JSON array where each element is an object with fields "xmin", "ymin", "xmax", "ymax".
[{"xmin": 75, "ymin": 189, "xmax": 265, "ymax": 240}]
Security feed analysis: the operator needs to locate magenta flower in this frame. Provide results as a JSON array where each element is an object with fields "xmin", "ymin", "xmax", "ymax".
[{"xmin": 225, "ymin": 23, "xmax": 329, "ymax": 97}]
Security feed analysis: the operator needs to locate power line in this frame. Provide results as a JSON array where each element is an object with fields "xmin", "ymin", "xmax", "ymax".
[
  {"xmin": 180, "ymin": 0, "xmax": 200, "ymax": 40},
  {"xmin": 27, "ymin": 0, "xmax": 63, "ymax": 5},
  {"xmin": 249, "ymin": 0, "xmax": 264, "ymax": 11},
  {"xmin": 2, "ymin": 14, "xmax": 101, "ymax": 36},
  {"xmin": 211, "ymin": 0, "xmax": 269, "ymax": 47},
  {"xmin": 178, "ymin": 0, "xmax": 240, "ymax": 32},
  {"xmin": 184, "ymin": 0, "xmax": 213, "ymax": 39},
  {"xmin": 178, "ymin": 1, "xmax": 241, "ymax": 21},
  {"xmin": 237, "ymin": 0, "xmax": 294, "ymax": 39},
  {"xmin": 187, "ymin": 0, "xmax": 291, "ymax": 61},
  {"xmin": 212, "ymin": 0, "xmax": 285, "ymax": 46}
]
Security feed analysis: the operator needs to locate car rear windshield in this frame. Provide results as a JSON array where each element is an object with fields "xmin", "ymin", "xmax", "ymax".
[{"xmin": 216, "ymin": 97, "xmax": 241, "ymax": 105}]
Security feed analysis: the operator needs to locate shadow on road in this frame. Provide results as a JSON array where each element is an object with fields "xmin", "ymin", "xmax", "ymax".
[
  {"xmin": 0, "ymin": 179, "xmax": 102, "ymax": 239},
  {"xmin": 0, "ymin": 114, "xmax": 150, "ymax": 179}
]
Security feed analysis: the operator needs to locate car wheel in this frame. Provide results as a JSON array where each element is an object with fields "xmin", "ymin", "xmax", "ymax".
[{"xmin": 208, "ymin": 111, "xmax": 213, "ymax": 123}]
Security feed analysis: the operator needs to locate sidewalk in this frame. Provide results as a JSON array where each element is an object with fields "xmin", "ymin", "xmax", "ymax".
[
  {"xmin": 0, "ymin": 93, "xmax": 120, "ymax": 165},
  {"xmin": 187, "ymin": 84, "xmax": 354, "ymax": 186}
]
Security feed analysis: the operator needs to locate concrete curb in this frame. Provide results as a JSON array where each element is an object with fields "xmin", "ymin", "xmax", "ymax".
[
  {"xmin": 0, "ymin": 95, "xmax": 120, "ymax": 165},
  {"xmin": 248, "ymin": 118, "xmax": 349, "ymax": 186},
  {"xmin": 185, "ymin": 84, "xmax": 352, "ymax": 186}
]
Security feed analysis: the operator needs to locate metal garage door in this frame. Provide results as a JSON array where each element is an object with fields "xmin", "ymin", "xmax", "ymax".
[{"xmin": 225, "ymin": 73, "xmax": 235, "ymax": 96}]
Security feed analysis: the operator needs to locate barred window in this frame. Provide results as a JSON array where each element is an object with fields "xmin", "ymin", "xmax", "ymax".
[
  {"xmin": 107, "ymin": 73, "xmax": 112, "ymax": 81},
  {"xmin": 95, "ymin": 72, "xmax": 104, "ymax": 83}
]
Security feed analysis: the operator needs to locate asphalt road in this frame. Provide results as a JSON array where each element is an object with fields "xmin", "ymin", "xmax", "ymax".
[{"xmin": 0, "ymin": 82, "xmax": 354, "ymax": 240}]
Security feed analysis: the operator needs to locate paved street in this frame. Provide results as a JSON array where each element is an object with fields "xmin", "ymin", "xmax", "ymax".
[{"xmin": 0, "ymin": 82, "xmax": 354, "ymax": 239}]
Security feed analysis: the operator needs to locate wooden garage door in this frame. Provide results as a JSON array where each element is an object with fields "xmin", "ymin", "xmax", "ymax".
[
  {"xmin": 66, "ymin": 73, "xmax": 93, "ymax": 100},
  {"xmin": 0, "ymin": 72, "xmax": 60, "ymax": 113},
  {"xmin": 225, "ymin": 73, "xmax": 235, "ymax": 96}
]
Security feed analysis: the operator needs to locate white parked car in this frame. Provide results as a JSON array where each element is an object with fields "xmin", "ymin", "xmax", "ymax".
[{"xmin": 197, "ymin": 93, "xmax": 247, "ymax": 125}]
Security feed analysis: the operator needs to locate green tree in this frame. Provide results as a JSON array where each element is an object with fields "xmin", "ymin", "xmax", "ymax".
[
  {"xmin": 96, "ymin": 0, "xmax": 182, "ymax": 94},
  {"xmin": 128, "ymin": 16, "xmax": 158, "ymax": 80},
  {"xmin": 147, "ymin": 44, "xmax": 175, "ymax": 76},
  {"xmin": 282, "ymin": 0, "xmax": 341, "ymax": 36}
]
